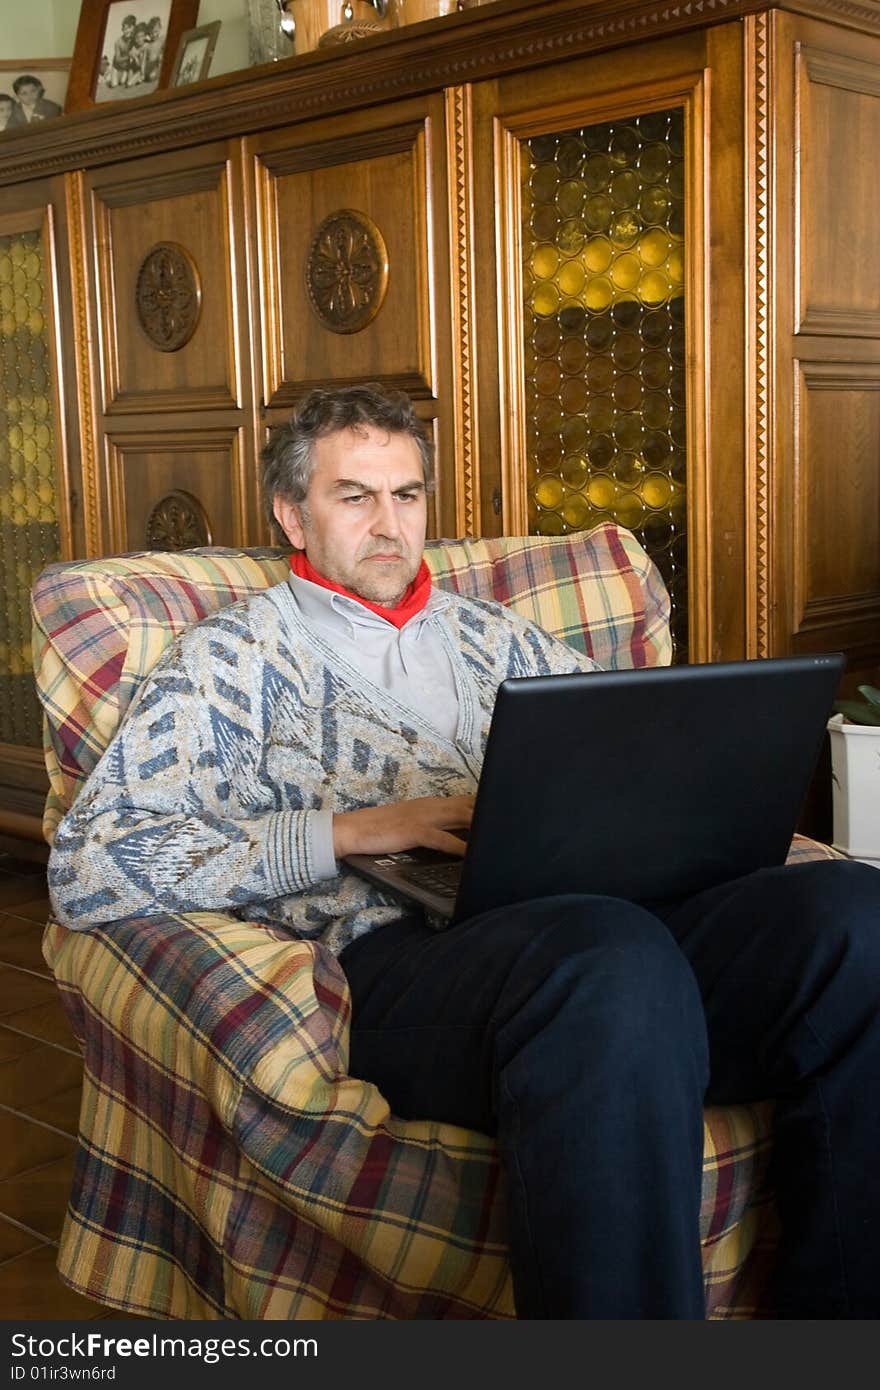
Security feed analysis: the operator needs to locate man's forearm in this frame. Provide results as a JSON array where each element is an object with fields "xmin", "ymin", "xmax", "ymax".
[{"xmin": 48, "ymin": 799, "xmax": 331, "ymax": 930}]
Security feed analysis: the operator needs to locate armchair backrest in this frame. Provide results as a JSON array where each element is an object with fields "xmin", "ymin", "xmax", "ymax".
[{"xmin": 31, "ymin": 521, "xmax": 670, "ymax": 841}]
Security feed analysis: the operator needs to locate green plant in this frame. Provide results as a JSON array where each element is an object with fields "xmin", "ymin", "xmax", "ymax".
[{"xmin": 834, "ymin": 684, "xmax": 880, "ymax": 726}]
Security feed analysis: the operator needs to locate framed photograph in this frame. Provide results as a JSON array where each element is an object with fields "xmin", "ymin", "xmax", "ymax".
[
  {"xmin": 0, "ymin": 61, "xmax": 70, "ymax": 134},
  {"xmin": 65, "ymin": 0, "xmax": 199, "ymax": 112},
  {"xmin": 168, "ymin": 21, "xmax": 222, "ymax": 88}
]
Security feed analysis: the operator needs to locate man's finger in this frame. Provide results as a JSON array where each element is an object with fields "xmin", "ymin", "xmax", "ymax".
[{"xmin": 423, "ymin": 829, "xmax": 470, "ymax": 856}]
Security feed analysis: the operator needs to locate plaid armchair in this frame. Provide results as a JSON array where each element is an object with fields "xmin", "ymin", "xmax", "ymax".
[{"xmin": 31, "ymin": 522, "xmax": 834, "ymax": 1319}]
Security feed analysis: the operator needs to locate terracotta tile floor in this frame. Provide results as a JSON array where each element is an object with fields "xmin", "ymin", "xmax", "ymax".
[{"xmin": 0, "ymin": 850, "xmax": 127, "ymax": 1320}]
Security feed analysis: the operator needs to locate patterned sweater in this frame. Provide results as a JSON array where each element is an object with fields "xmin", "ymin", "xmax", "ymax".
[{"xmin": 47, "ymin": 580, "xmax": 597, "ymax": 954}]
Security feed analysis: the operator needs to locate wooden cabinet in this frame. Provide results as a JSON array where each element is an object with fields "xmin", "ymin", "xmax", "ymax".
[{"xmin": 1, "ymin": 0, "xmax": 878, "ymax": 838}]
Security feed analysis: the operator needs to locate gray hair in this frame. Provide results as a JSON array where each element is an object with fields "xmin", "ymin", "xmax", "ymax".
[{"xmin": 261, "ymin": 383, "xmax": 435, "ymax": 534}]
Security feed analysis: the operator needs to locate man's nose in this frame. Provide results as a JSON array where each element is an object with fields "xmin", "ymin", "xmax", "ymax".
[{"xmin": 370, "ymin": 493, "xmax": 401, "ymax": 537}]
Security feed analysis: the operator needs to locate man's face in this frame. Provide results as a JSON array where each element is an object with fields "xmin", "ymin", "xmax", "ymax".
[{"xmin": 273, "ymin": 425, "xmax": 428, "ymax": 606}]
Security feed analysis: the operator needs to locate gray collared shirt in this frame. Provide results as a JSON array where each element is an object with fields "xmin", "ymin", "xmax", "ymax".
[{"xmin": 286, "ymin": 570, "xmax": 459, "ymax": 879}]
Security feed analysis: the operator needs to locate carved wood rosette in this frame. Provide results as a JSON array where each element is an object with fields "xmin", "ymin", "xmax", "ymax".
[
  {"xmin": 304, "ymin": 210, "xmax": 389, "ymax": 334},
  {"xmin": 135, "ymin": 241, "xmax": 203, "ymax": 352},
  {"xmin": 145, "ymin": 490, "xmax": 213, "ymax": 550}
]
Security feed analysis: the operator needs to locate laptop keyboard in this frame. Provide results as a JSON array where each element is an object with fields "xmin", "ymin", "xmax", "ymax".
[{"xmin": 397, "ymin": 861, "xmax": 462, "ymax": 895}]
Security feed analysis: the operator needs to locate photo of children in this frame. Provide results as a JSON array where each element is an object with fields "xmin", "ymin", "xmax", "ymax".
[{"xmin": 94, "ymin": 0, "xmax": 172, "ymax": 101}]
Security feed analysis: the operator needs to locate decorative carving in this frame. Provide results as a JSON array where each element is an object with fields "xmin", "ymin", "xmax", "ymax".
[
  {"xmin": 66, "ymin": 173, "xmax": 103, "ymax": 555},
  {"xmin": 318, "ymin": 20, "xmax": 387, "ymax": 46},
  {"xmin": 749, "ymin": 11, "xmax": 771, "ymax": 658},
  {"xmin": 135, "ymin": 242, "xmax": 202, "ymax": 352},
  {"xmin": 447, "ymin": 85, "xmax": 479, "ymax": 537},
  {"xmin": 317, "ymin": 0, "xmax": 390, "ymax": 46},
  {"xmin": 145, "ymin": 490, "xmax": 213, "ymax": 550},
  {"xmin": 305, "ymin": 209, "xmax": 389, "ymax": 333}
]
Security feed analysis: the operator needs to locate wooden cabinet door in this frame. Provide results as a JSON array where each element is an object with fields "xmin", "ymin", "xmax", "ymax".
[
  {"xmin": 768, "ymin": 10, "xmax": 880, "ymax": 693},
  {"xmin": 467, "ymin": 23, "xmax": 747, "ymax": 664},
  {"xmin": 78, "ymin": 140, "xmax": 257, "ymax": 552},
  {"xmin": 248, "ymin": 91, "xmax": 457, "ymax": 538},
  {"xmin": 0, "ymin": 178, "xmax": 80, "ymax": 832}
]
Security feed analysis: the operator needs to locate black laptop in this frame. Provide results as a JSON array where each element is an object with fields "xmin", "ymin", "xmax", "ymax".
[{"xmin": 344, "ymin": 653, "xmax": 845, "ymax": 928}]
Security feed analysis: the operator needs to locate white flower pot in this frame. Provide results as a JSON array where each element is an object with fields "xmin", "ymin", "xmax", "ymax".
[{"xmin": 827, "ymin": 713, "xmax": 880, "ymax": 867}]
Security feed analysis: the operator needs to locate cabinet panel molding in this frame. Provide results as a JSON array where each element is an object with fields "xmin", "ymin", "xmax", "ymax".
[
  {"xmin": 91, "ymin": 158, "xmax": 240, "ymax": 414},
  {"xmin": 105, "ymin": 428, "xmax": 244, "ymax": 553},
  {"xmin": 793, "ymin": 359, "xmax": 880, "ymax": 643},
  {"xmin": 255, "ymin": 119, "xmax": 434, "ymax": 405},
  {"xmin": 795, "ymin": 45, "xmax": 880, "ymax": 337},
  {"xmin": 66, "ymin": 172, "xmax": 104, "ymax": 556}
]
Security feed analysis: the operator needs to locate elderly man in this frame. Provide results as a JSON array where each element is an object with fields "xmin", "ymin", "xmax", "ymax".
[{"xmin": 48, "ymin": 383, "xmax": 880, "ymax": 1320}]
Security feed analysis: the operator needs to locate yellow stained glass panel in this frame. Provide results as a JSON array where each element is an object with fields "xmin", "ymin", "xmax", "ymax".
[
  {"xmin": 0, "ymin": 230, "xmax": 61, "ymax": 746},
  {"xmin": 522, "ymin": 109, "xmax": 688, "ymax": 658}
]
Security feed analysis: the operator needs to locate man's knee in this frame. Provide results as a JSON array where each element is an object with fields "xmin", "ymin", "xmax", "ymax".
[
  {"xmin": 772, "ymin": 859, "xmax": 880, "ymax": 960},
  {"xmin": 491, "ymin": 895, "xmax": 708, "ymax": 1068}
]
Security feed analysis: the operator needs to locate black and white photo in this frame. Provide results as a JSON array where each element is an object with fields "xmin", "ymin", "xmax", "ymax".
[
  {"xmin": 93, "ymin": 0, "xmax": 173, "ymax": 102},
  {"xmin": 0, "ymin": 62, "xmax": 69, "ymax": 132},
  {"xmin": 169, "ymin": 21, "xmax": 222, "ymax": 88}
]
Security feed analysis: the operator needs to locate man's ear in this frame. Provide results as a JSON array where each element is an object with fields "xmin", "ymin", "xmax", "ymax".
[{"xmin": 273, "ymin": 497, "xmax": 306, "ymax": 550}]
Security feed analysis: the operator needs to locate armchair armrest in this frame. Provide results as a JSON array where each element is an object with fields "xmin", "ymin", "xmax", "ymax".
[
  {"xmin": 43, "ymin": 911, "xmax": 513, "ymax": 1319},
  {"xmin": 786, "ymin": 834, "xmax": 844, "ymax": 864}
]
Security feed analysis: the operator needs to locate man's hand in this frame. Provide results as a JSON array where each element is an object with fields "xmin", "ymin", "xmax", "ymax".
[{"xmin": 333, "ymin": 795, "xmax": 475, "ymax": 860}]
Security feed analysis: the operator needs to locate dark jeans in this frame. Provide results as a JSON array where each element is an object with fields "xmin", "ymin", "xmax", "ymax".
[{"xmin": 338, "ymin": 859, "xmax": 880, "ymax": 1319}]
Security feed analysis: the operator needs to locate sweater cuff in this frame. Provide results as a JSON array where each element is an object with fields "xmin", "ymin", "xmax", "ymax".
[
  {"xmin": 264, "ymin": 809, "xmax": 332, "ymax": 896},
  {"xmin": 308, "ymin": 809, "xmax": 339, "ymax": 882}
]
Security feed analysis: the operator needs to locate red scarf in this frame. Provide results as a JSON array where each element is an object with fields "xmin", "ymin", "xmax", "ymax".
[{"xmin": 289, "ymin": 550, "xmax": 433, "ymax": 630}]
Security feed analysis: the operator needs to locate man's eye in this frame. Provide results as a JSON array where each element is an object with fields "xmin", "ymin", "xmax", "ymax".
[{"xmin": 395, "ymin": 492, "xmax": 419, "ymax": 503}]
